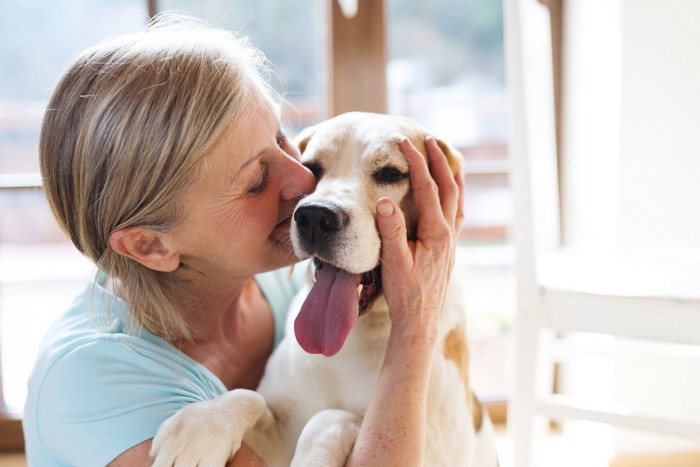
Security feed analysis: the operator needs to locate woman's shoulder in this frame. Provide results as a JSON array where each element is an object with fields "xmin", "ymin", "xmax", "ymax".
[
  {"xmin": 29, "ymin": 277, "xmax": 226, "ymax": 397},
  {"xmin": 26, "ymin": 275, "xmax": 227, "ymax": 423},
  {"xmin": 23, "ymin": 277, "xmax": 227, "ymax": 467},
  {"xmin": 31, "ymin": 275, "xmax": 164, "ymax": 373},
  {"xmin": 23, "ymin": 329, "xmax": 224, "ymax": 467}
]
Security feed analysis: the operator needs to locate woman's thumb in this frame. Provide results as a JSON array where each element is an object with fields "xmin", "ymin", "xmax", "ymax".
[{"xmin": 376, "ymin": 198, "xmax": 409, "ymax": 266}]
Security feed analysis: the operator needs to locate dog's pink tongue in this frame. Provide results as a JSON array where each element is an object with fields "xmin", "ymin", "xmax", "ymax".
[{"xmin": 294, "ymin": 265, "xmax": 361, "ymax": 357}]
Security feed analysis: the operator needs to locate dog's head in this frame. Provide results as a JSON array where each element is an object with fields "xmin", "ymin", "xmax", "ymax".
[{"xmin": 291, "ymin": 112, "xmax": 462, "ymax": 356}]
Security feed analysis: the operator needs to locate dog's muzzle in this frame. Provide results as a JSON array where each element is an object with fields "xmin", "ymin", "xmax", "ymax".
[
  {"xmin": 291, "ymin": 201, "xmax": 384, "ymax": 357},
  {"xmin": 293, "ymin": 202, "xmax": 348, "ymax": 257}
]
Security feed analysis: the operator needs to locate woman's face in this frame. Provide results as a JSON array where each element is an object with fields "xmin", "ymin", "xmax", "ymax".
[{"xmin": 168, "ymin": 94, "xmax": 315, "ymax": 282}]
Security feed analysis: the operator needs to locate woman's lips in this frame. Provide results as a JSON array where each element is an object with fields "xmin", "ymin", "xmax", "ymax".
[
  {"xmin": 271, "ymin": 217, "xmax": 292, "ymax": 242},
  {"xmin": 276, "ymin": 216, "xmax": 291, "ymax": 230}
]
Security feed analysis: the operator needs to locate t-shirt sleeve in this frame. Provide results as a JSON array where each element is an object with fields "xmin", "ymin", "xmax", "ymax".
[{"xmin": 33, "ymin": 337, "xmax": 224, "ymax": 467}]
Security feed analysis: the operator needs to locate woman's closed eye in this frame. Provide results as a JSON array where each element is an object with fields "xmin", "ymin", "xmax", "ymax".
[
  {"xmin": 248, "ymin": 165, "xmax": 269, "ymax": 194},
  {"xmin": 245, "ymin": 130, "xmax": 292, "ymax": 195}
]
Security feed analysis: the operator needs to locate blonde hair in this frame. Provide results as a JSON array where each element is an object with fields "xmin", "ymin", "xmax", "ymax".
[{"xmin": 40, "ymin": 13, "xmax": 278, "ymax": 340}]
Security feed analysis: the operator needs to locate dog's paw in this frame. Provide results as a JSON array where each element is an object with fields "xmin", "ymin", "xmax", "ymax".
[
  {"xmin": 150, "ymin": 389, "xmax": 266, "ymax": 467},
  {"xmin": 292, "ymin": 409, "xmax": 362, "ymax": 467}
]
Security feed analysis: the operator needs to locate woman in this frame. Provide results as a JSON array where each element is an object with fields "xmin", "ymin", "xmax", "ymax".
[{"xmin": 24, "ymin": 13, "xmax": 463, "ymax": 466}]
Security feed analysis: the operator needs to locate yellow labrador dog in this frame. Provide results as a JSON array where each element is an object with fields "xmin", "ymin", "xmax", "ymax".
[{"xmin": 151, "ymin": 112, "xmax": 499, "ymax": 466}]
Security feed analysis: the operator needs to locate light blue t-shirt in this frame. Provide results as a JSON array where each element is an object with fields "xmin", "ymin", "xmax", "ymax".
[{"xmin": 23, "ymin": 265, "xmax": 307, "ymax": 467}]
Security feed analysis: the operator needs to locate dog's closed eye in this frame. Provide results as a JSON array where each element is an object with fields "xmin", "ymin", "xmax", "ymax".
[
  {"xmin": 372, "ymin": 166, "xmax": 408, "ymax": 184},
  {"xmin": 304, "ymin": 162, "xmax": 323, "ymax": 180}
]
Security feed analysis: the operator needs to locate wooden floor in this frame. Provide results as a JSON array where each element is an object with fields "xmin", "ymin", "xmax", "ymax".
[{"xmin": 0, "ymin": 453, "xmax": 24, "ymax": 467}]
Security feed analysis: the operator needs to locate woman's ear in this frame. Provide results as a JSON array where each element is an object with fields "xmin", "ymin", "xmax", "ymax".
[{"xmin": 109, "ymin": 227, "xmax": 180, "ymax": 272}]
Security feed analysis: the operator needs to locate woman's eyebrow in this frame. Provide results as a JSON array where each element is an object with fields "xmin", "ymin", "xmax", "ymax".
[{"xmin": 228, "ymin": 149, "xmax": 266, "ymax": 187}]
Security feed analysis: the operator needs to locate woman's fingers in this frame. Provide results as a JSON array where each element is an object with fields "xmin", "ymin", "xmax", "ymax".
[
  {"xmin": 454, "ymin": 166, "xmax": 465, "ymax": 235},
  {"xmin": 423, "ymin": 136, "xmax": 461, "ymax": 226},
  {"xmin": 398, "ymin": 137, "xmax": 461, "ymax": 241},
  {"xmin": 398, "ymin": 138, "xmax": 445, "ymax": 234}
]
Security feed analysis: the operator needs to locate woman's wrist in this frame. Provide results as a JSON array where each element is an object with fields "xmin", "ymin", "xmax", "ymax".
[
  {"xmin": 390, "ymin": 322, "xmax": 438, "ymax": 348},
  {"xmin": 388, "ymin": 302, "xmax": 440, "ymax": 346},
  {"xmin": 385, "ymin": 318, "xmax": 438, "ymax": 372}
]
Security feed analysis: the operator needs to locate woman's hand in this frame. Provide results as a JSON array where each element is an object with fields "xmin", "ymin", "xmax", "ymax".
[
  {"xmin": 375, "ymin": 136, "xmax": 464, "ymax": 343},
  {"xmin": 346, "ymin": 137, "xmax": 464, "ymax": 466}
]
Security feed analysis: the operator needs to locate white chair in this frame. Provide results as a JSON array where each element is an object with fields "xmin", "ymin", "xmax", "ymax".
[{"xmin": 505, "ymin": 0, "xmax": 700, "ymax": 465}]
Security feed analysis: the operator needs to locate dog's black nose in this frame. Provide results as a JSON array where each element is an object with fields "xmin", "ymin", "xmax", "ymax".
[{"xmin": 294, "ymin": 203, "xmax": 348, "ymax": 246}]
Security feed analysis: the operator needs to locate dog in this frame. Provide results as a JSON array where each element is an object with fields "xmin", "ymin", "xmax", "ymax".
[{"xmin": 151, "ymin": 112, "xmax": 499, "ymax": 466}]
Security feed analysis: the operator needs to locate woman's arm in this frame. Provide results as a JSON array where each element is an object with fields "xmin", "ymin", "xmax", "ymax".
[
  {"xmin": 346, "ymin": 136, "xmax": 464, "ymax": 466},
  {"xmin": 108, "ymin": 439, "xmax": 267, "ymax": 466}
]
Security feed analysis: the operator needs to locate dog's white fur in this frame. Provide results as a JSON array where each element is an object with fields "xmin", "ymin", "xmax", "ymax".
[{"xmin": 151, "ymin": 112, "xmax": 499, "ymax": 466}]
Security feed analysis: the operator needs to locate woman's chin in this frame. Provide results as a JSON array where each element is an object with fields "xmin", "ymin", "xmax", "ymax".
[{"xmin": 267, "ymin": 242, "xmax": 298, "ymax": 267}]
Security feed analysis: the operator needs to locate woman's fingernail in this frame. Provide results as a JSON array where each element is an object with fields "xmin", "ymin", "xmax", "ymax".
[
  {"xmin": 377, "ymin": 200, "xmax": 394, "ymax": 217},
  {"xmin": 425, "ymin": 135, "xmax": 437, "ymax": 153}
]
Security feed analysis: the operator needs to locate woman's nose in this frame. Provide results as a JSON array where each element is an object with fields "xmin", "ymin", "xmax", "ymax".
[{"xmin": 280, "ymin": 155, "xmax": 315, "ymax": 202}]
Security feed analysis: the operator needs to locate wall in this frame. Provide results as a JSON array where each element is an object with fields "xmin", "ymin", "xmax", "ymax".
[
  {"xmin": 618, "ymin": 0, "xmax": 700, "ymax": 253},
  {"xmin": 615, "ymin": 0, "xmax": 700, "ymax": 455}
]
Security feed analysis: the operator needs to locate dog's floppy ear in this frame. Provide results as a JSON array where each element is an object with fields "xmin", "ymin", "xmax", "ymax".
[
  {"xmin": 435, "ymin": 138, "xmax": 464, "ymax": 177},
  {"xmin": 408, "ymin": 134, "xmax": 464, "ymax": 177},
  {"xmin": 295, "ymin": 124, "xmax": 318, "ymax": 155}
]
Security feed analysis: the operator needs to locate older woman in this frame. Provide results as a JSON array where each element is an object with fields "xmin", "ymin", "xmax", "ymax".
[{"xmin": 23, "ymin": 13, "xmax": 463, "ymax": 466}]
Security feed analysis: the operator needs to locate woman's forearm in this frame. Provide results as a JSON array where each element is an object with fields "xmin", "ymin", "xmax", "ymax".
[{"xmin": 346, "ymin": 329, "xmax": 436, "ymax": 467}]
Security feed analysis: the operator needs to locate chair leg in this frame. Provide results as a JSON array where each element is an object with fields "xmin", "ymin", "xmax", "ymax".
[{"xmin": 511, "ymin": 321, "xmax": 556, "ymax": 467}]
